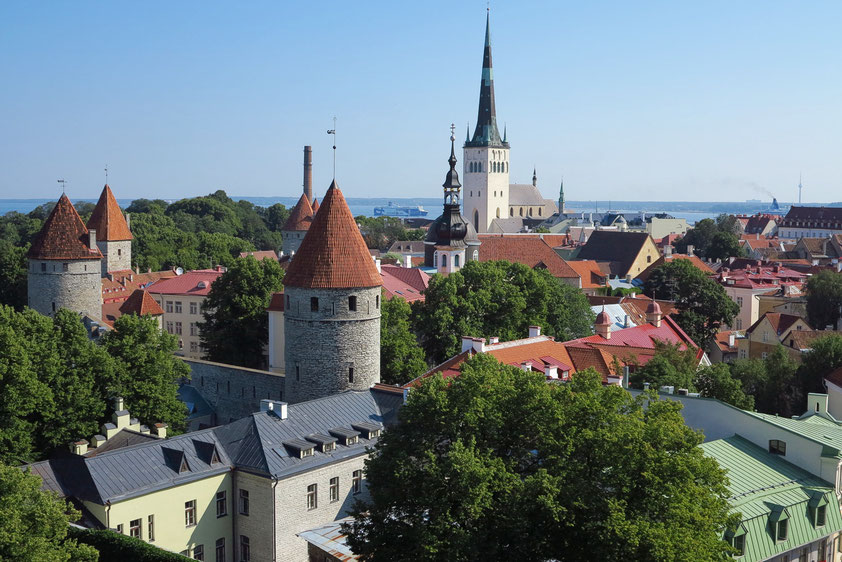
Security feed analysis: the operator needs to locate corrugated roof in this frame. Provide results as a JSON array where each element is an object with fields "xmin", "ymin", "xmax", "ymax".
[
  {"xmin": 27, "ymin": 194, "xmax": 103, "ymax": 260},
  {"xmin": 701, "ymin": 435, "xmax": 842, "ymax": 561},
  {"xmin": 283, "ymin": 181, "xmax": 382, "ymax": 289},
  {"xmin": 86, "ymin": 184, "xmax": 133, "ymax": 241}
]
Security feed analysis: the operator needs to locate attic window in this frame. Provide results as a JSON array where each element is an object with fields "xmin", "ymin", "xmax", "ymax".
[
  {"xmin": 179, "ymin": 457, "xmax": 190, "ymax": 473},
  {"xmin": 211, "ymin": 448, "xmax": 220, "ymax": 464},
  {"xmin": 769, "ymin": 439, "xmax": 786, "ymax": 456},
  {"xmin": 725, "ymin": 524, "xmax": 746, "ymax": 557},
  {"xmin": 351, "ymin": 421, "xmax": 383, "ymax": 439},
  {"xmin": 770, "ymin": 507, "xmax": 789, "ymax": 542},
  {"xmin": 282, "ymin": 439, "xmax": 316, "ymax": 459},
  {"xmin": 810, "ymin": 492, "xmax": 829, "ymax": 527},
  {"xmin": 329, "ymin": 427, "xmax": 361, "ymax": 446},
  {"xmin": 305, "ymin": 433, "xmax": 338, "ymax": 453}
]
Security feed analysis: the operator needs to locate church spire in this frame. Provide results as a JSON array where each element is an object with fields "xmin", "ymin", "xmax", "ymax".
[
  {"xmin": 443, "ymin": 124, "xmax": 461, "ymax": 206},
  {"xmin": 532, "ymin": 168, "xmax": 537, "ymax": 187},
  {"xmin": 558, "ymin": 177, "xmax": 565, "ymax": 214},
  {"xmin": 466, "ymin": 12, "xmax": 507, "ymax": 148}
]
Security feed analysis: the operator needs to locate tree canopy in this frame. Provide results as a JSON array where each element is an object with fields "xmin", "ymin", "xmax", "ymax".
[
  {"xmin": 412, "ymin": 260, "xmax": 595, "ymax": 364},
  {"xmin": 0, "ymin": 462, "xmax": 98, "ymax": 561},
  {"xmin": 346, "ymin": 355, "xmax": 735, "ymax": 561},
  {"xmin": 675, "ymin": 214, "xmax": 744, "ymax": 260},
  {"xmin": 644, "ymin": 259, "xmax": 739, "ymax": 346},
  {"xmin": 355, "ymin": 216, "xmax": 425, "ymax": 251},
  {"xmin": 199, "ymin": 256, "xmax": 285, "ymax": 369},
  {"xmin": 380, "ymin": 295, "xmax": 427, "ymax": 385},
  {"xmin": 805, "ymin": 270, "xmax": 842, "ymax": 331}
]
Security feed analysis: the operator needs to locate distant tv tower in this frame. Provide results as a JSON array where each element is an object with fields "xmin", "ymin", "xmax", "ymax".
[{"xmin": 798, "ymin": 173, "xmax": 803, "ymax": 205}]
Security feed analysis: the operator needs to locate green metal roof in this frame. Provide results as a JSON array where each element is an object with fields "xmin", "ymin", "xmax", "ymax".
[
  {"xmin": 701, "ymin": 435, "xmax": 842, "ymax": 561},
  {"xmin": 746, "ymin": 411, "xmax": 842, "ymax": 458}
]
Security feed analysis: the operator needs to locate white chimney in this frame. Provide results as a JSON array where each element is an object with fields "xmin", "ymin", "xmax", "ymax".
[
  {"xmin": 153, "ymin": 423, "xmax": 168, "ymax": 439},
  {"xmin": 521, "ymin": 361, "xmax": 531, "ymax": 372},
  {"xmin": 489, "ymin": 336, "xmax": 499, "ymax": 344},
  {"xmin": 375, "ymin": 258, "xmax": 382, "ymax": 273},
  {"xmin": 260, "ymin": 399, "xmax": 288, "ymax": 419},
  {"xmin": 544, "ymin": 365, "xmax": 558, "ymax": 379},
  {"xmin": 728, "ymin": 333, "xmax": 736, "ymax": 347},
  {"xmin": 664, "ymin": 245, "xmax": 673, "ymax": 258},
  {"xmin": 71, "ymin": 440, "xmax": 88, "ymax": 455},
  {"xmin": 88, "ymin": 229, "xmax": 97, "ymax": 249},
  {"xmin": 687, "ymin": 245, "xmax": 695, "ymax": 255},
  {"xmin": 461, "ymin": 336, "xmax": 474, "ymax": 353},
  {"xmin": 404, "ymin": 254, "xmax": 412, "ymax": 268},
  {"xmin": 472, "ymin": 338, "xmax": 486, "ymax": 353},
  {"xmin": 89, "ymin": 435, "xmax": 106, "ymax": 448},
  {"xmin": 528, "ymin": 326, "xmax": 541, "ymax": 338}
]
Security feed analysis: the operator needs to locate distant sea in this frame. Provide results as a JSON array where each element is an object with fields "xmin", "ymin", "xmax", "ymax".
[{"xmin": 0, "ymin": 196, "xmax": 724, "ymax": 224}]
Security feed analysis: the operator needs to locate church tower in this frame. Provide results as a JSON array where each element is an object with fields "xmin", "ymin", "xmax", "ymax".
[
  {"xmin": 463, "ymin": 12, "xmax": 510, "ymax": 234},
  {"xmin": 87, "ymin": 184, "xmax": 133, "ymax": 275},
  {"xmin": 282, "ymin": 180, "xmax": 382, "ymax": 403}
]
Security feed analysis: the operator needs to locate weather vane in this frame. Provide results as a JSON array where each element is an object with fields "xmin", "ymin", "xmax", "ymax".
[
  {"xmin": 450, "ymin": 123, "xmax": 455, "ymax": 141},
  {"xmin": 327, "ymin": 116, "xmax": 337, "ymax": 179},
  {"xmin": 104, "ymin": 164, "xmax": 109, "ymax": 184},
  {"xmin": 57, "ymin": 178, "xmax": 67, "ymax": 194}
]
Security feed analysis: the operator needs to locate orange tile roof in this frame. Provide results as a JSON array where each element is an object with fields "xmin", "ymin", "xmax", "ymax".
[
  {"xmin": 311, "ymin": 197, "xmax": 319, "ymax": 213},
  {"xmin": 119, "ymin": 289, "xmax": 165, "ymax": 316},
  {"xmin": 477, "ymin": 235, "xmax": 579, "ymax": 279},
  {"xmin": 746, "ymin": 312, "xmax": 808, "ymax": 336},
  {"xmin": 86, "ymin": 184, "xmax": 133, "ymax": 241},
  {"xmin": 826, "ymin": 366, "xmax": 842, "ymax": 389},
  {"xmin": 27, "ymin": 194, "xmax": 103, "ymax": 260},
  {"xmin": 636, "ymin": 254, "xmax": 714, "ymax": 283},
  {"xmin": 239, "ymin": 250, "xmax": 278, "ymax": 261},
  {"xmin": 566, "ymin": 259, "xmax": 607, "ymax": 289},
  {"xmin": 282, "ymin": 194, "xmax": 314, "ymax": 231},
  {"xmin": 283, "ymin": 181, "xmax": 382, "ymax": 289}
]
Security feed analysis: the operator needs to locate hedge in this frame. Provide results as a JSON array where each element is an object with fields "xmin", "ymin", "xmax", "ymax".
[{"xmin": 68, "ymin": 527, "xmax": 188, "ymax": 561}]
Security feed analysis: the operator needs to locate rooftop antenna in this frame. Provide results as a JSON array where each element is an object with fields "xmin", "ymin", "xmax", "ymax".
[
  {"xmin": 327, "ymin": 116, "xmax": 337, "ymax": 179},
  {"xmin": 798, "ymin": 173, "xmax": 803, "ymax": 205},
  {"xmin": 57, "ymin": 178, "xmax": 67, "ymax": 194},
  {"xmin": 104, "ymin": 164, "xmax": 109, "ymax": 185}
]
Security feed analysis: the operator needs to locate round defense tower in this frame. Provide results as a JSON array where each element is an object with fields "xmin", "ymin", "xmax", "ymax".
[
  {"xmin": 27, "ymin": 194, "xmax": 103, "ymax": 318},
  {"xmin": 282, "ymin": 180, "xmax": 382, "ymax": 403}
]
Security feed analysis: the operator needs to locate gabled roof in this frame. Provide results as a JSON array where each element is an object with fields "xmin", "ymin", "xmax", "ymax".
[
  {"xmin": 267, "ymin": 292, "xmax": 285, "ymax": 312},
  {"xmin": 746, "ymin": 312, "xmax": 808, "ymax": 336},
  {"xmin": 86, "ymin": 184, "xmax": 133, "ymax": 241},
  {"xmin": 282, "ymin": 194, "xmax": 314, "ymax": 232},
  {"xmin": 477, "ymin": 235, "xmax": 579, "ymax": 279},
  {"xmin": 283, "ymin": 181, "xmax": 382, "ymax": 289},
  {"xmin": 380, "ymin": 265, "xmax": 430, "ymax": 303},
  {"xmin": 636, "ymin": 253, "xmax": 714, "ymax": 283},
  {"xmin": 119, "ymin": 289, "xmax": 165, "ymax": 317},
  {"xmin": 145, "ymin": 269, "xmax": 224, "ymax": 297},
  {"xmin": 575, "ymin": 231, "xmax": 654, "ymax": 278},
  {"xmin": 27, "ymin": 194, "xmax": 103, "ymax": 260},
  {"xmin": 567, "ymin": 259, "xmax": 607, "ymax": 289}
]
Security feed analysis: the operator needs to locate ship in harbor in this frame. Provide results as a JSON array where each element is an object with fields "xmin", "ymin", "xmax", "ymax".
[{"xmin": 373, "ymin": 202, "xmax": 428, "ymax": 218}]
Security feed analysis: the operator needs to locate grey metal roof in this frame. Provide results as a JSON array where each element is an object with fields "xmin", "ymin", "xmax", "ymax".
[{"xmin": 508, "ymin": 184, "xmax": 553, "ymax": 207}]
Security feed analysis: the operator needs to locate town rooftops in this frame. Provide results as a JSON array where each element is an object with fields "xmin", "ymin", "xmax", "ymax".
[
  {"xmin": 27, "ymin": 194, "xmax": 103, "ymax": 260},
  {"xmin": 636, "ymin": 253, "xmax": 715, "ymax": 283},
  {"xmin": 745, "ymin": 312, "xmax": 808, "ymax": 336},
  {"xmin": 86, "ymin": 184, "xmax": 133, "ymax": 241},
  {"xmin": 282, "ymin": 194, "xmax": 314, "ymax": 232},
  {"xmin": 700, "ymin": 435, "xmax": 842, "ymax": 561},
  {"xmin": 145, "ymin": 269, "xmax": 225, "ymax": 297},
  {"xmin": 380, "ymin": 264, "xmax": 430, "ymax": 303},
  {"xmin": 575, "ymin": 231, "xmax": 653, "ymax": 278},
  {"xmin": 283, "ymin": 181, "xmax": 382, "ymax": 289},
  {"xmin": 780, "ymin": 206, "xmax": 842, "ymax": 226},
  {"xmin": 477, "ymin": 235, "xmax": 578, "ymax": 280},
  {"xmin": 239, "ymin": 250, "xmax": 278, "ymax": 261}
]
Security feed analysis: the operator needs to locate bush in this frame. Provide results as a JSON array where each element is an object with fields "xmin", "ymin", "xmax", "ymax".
[{"xmin": 68, "ymin": 527, "xmax": 187, "ymax": 561}]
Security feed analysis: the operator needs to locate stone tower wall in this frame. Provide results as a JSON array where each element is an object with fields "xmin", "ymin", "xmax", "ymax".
[
  {"xmin": 28, "ymin": 258, "xmax": 102, "ymax": 318},
  {"xmin": 284, "ymin": 285, "xmax": 381, "ymax": 403},
  {"xmin": 281, "ymin": 230, "xmax": 306, "ymax": 256},
  {"xmin": 97, "ymin": 239, "xmax": 132, "ymax": 275},
  {"xmin": 462, "ymin": 145, "xmax": 510, "ymax": 233}
]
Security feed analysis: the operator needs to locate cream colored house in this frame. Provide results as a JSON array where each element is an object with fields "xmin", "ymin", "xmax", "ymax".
[{"xmin": 147, "ymin": 269, "xmax": 224, "ymax": 359}]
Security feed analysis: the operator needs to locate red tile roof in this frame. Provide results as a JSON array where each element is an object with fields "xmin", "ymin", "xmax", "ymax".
[
  {"xmin": 714, "ymin": 330, "xmax": 739, "ymax": 353},
  {"xmin": 86, "ymin": 184, "xmax": 133, "ymax": 241},
  {"xmin": 569, "ymin": 314, "xmax": 698, "ymax": 351},
  {"xmin": 267, "ymin": 292, "xmax": 285, "ymax": 312},
  {"xmin": 239, "ymin": 250, "xmax": 278, "ymax": 261},
  {"xmin": 380, "ymin": 265, "xmax": 430, "ymax": 303},
  {"xmin": 282, "ymin": 194, "xmax": 314, "ymax": 231},
  {"xmin": 145, "ymin": 269, "xmax": 224, "ymax": 296},
  {"xmin": 746, "ymin": 312, "xmax": 808, "ymax": 336},
  {"xmin": 27, "ymin": 194, "xmax": 103, "ymax": 260},
  {"xmin": 119, "ymin": 289, "xmax": 165, "ymax": 316},
  {"xmin": 283, "ymin": 181, "xmax": 382, "ymax": 289},
  {"xmin": 566, "ymin": 259, "xmax": 607, "ymax": 289},
  {"xmin": 311, "ymin": 197, "xmax": 319, "ymax": 213},
  {"xmin": 477, "ymin": 235, "xmax": 579, "ymax": 279},
  {"xmin": 826, "ymin": 366, "xmax": 842, "ymax": 389},
  {"xmin": 637, "ymin": 253, "xmax": 714, "ymax": 282}
]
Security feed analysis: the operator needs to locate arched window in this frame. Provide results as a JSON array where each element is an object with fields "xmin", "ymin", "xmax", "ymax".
[
  {"xmin": 441, "ymin": 254, "xmax": 447, "ymax": 268},
  {"xmin": 473, "ymin": 250, "xmax": 479, "ymax": 261},
  {"xmin": 470, "ymin": 191, "xmax": 473, "ymax": 197},
  {"xmin": 474, "ymin": 210, "xmax": 479, "ymax": 232},
  {"xmin": 454, "ymin": 254, "xmax": 460, "ymax": 267},
  {"xmin": 510, "ymin": 208, "xmax": 514, "ymax": 216},
  {"xmin": 529, "ymin": 208, "xmax": 533, "ymax": 217},
  {"xmin": 478, "ymin": 190, "xmax": 481, "ymax": 197},
  {"xmin": 519, "ymin": 208, "xmax": 524, "ymax": 217},
  {"xmin": 538, "ymin": 208, "xmax": 542, "ymax": 216},
  {"xmin": 493, "ymin": 191, "xmax": 496, "ymax": 197},
  {"xmin": 496, "ymin": 208, "xmax": 500, "ymax": 218}
]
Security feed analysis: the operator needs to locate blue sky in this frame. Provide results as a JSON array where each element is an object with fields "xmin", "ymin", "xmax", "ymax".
[{"xmin": 0, "ymin": 1, "xmax": 839, "ymax": 203}]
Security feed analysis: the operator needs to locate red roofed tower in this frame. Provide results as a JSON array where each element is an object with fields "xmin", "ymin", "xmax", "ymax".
[
  {"xmin": 27, "ymin": 193, "xmax": 103, "ymax": 318},
  {"xmin": 283, "ymin": 180, "xmax": 382, "ymax": 403},
  {"xmin": 86, "ymin": 184, "xmax": 133, "ymax": 275},
  {"xmin": 281, "ymin": 194, "xmax": 314, "ymax": 256}
]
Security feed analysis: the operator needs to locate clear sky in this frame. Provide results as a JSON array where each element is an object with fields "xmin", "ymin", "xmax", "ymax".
[{"xmin": 0, "ymin": 1, "xmax": 839, "ymax": 203}]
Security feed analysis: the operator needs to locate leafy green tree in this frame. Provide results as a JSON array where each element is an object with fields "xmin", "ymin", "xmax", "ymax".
[
  {"xmin": 100, "ymin": 315, "xmax": 189, "ymax": 434},
  {"xmin": 694, "ymin": 363, "xmax": 754, "ymax": 409},
  {"xmin": 199, "ymin": 256, "xmax": 284, "ymax": 369},
  {"xmin": 675, "ymin": 214, "xmax": 742, "ymax": 258},
  {"xmin": 0, "ymin": 240, "xmax": 28, "ymax": 309},
  {"xmin": 413, "ymin": 260, "xmax": 594, "ymax": 364},
  {"xmin": 805, "ymin": 270, "xmax": 842, "ymax": 331},
  {"xmin": 644, "ymin": 259, "xmax": 739, "ymax": 346},
  {"xmin": 346, "ymin": 355, "xmax": 735, "ymax": 561},
  {"xmin": 261, "ymin": 203, "xmax": 291, "ymax": 232},
  {"xmin": 715, "ymin": 213, "xmax": 743, "ymax": 236},
  {"xmin": 125, "ymin": 198, "xmax": 168, "ymax": 215},
  {"xmin": 629, "ymin": 340, "xmax": 698, "ymax": 390},
  {"xmin": 763, "ymin": 346, "xmax": 801, "ymax": 417},
  {"xmin": 0, "ymin": 463, "xmax": 98, "ymax": 561},
  {"xmin": 380, "ymin": 296, "xmax": 427, "ymax": 385},
  {"xmin": 675, "ymin": 218, "xmax": 717, "ymax": 256},
  {"xmin": 729, "ymin": 358, "xmax": 768, "ymax": 403},
  {"xmin": 798, "ymin": 333, "xmax": 842, "ymax": 395},
  {"xmin": 355, "ymin": 216, "xmax": 425, "ymax": 250},
  {"xmin": 706, "ymin": 231, "xmax": 744, "ymax": 262}
]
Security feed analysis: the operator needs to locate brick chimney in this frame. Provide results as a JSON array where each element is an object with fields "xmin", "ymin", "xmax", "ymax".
[{"xmin": 303, "ymin": 146, "xmax": 313, "ymax": 202}]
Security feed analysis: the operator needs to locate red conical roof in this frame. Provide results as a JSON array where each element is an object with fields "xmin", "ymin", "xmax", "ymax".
[
  {"xmin": 311, "ymin": 197, "xmax": 319, "ymax": 213},
  {"xmin": 87, "ymin": 184, "xmax": 133, "ymax": 241},
  {"xmin": 283, "ymin": 181, "xmax": 382, "ymax": 289},
  {"xmin": 27, "ymin": 194, "xmax": 103, "ymax": 260},
  {"xmin": 119, "ymin": 289, "xmax": 165, "ymax": 316},
  {"xmin": 282, "ymin": 194, "xmax": 314, "ymax": 231}
]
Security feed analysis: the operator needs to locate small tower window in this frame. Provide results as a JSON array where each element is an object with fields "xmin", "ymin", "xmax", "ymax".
[
  {"xmin": 117, "ymin": 248, "xmax": 122, "ymax": 256},
  {"xmin": 348, "ymin": 367, "xmax": 354, "ymax": 383},
  {"xmin": 41, "ymin": 263, "xmax": 46, "ymax": 272},
  {"xmin": 376, "ymin": 295, "xmax": 380, "ymax": 308},
  {"xmin": 496, "ymin": 208, "xmax": 500, "ymax": 218},
  {"xmin": 520, "ymin": 208, "xmax": 524, "ymax": 217},
  {"xmin": 310, "ymin": 297, "xmax": 319, "ymax": 312},
  {"xmin": 454, "ymin": 254, "xmax": 460, "ymax": 267},
  {"xmin": 348, "ymin": 296, "xmax": 357, "ymax": 312},
  {"xmin": 62, "ymin": 263, "xmax": 68, "ymax": 272},
  {"xmin": 441, "ymin": 254, "xmax": 447, "ymax": 268},
  {"xmin": 510, "ymin": 208, "xmax": 514, "ymax": 216},
  {"xmin": 296, "ymin": 362, "xmax": 300, "ymax": 381}
]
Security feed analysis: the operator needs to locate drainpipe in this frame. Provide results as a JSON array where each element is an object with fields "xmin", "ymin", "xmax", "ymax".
[
  {"xmin": 105, "ymin": 500, "xmax": 111, "ymax": 529},
  {"xmin": 272, "ymin": 479, "xmax": 278, "ymax": 561}
]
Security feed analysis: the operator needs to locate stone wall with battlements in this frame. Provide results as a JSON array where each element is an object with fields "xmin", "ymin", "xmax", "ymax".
[
  {"xmin": 284, "ymin": 286, "xmax": 381, "ymax": 404},
  {"xmin": 28, "ymin": 258, "xmax": 102, "ymax": 318}
]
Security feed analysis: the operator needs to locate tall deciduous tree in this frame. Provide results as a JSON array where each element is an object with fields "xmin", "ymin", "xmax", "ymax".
[
  {"xmin": 0, "ymin": 463, "xmax": 98, "ymax": 561},
  {"xmin": 806, "ymin": 270, "xmax": 842, "ymax": 331},
  {"xmin": 798, "ymin": 333, "xmax": 842, "ymax": 395},
  {"xmin": 413, "ymin": 260, "xmax": 594, "ymax": 364},
  {"xmin": 101, "ymin": 314, "xmax": 189, "ymax": 434},
  {"xmin": 346, "ymin": 355, "xmax": 735, "ymax": 560},
  {"xmin": 694, "ymin": 363, "xmax": 754, "ymax": 409},
  {"xmin": 0, "ymin": 240, "xmax": 27, "ymax": 310},
  {"xmin": 629, "ymin": 340, "xmax": 698, "ymax": 390},
  {"xmin": 644, "ymin": 259, "xmax": 739, "ymax": 346},
  {"xmin": 199, "ymin": 256, "xmax": 284, "ymax": 369},
  {"xmin": 380, "ymin": 295, "xmax": 427, "ymax": 385}
]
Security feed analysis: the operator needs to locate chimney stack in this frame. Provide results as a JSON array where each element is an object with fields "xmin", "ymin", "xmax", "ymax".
[
  {"xmin": 71, "ymin": 439, "xmax": 88, "ymax": 455},
  {"xmin": 88, "ymin": 229, "xmax": 97, "ymax": 249},
  {"xmin": 528, "ymin": 326, "xmax": 542, "ymax": 338},
  {"xmin": 303, "ymin": 146, "xmax": 313, "ymax": 202},
  {"xmin": 153, "ymin": 423, "xmax": 168, "ymax": 439}
]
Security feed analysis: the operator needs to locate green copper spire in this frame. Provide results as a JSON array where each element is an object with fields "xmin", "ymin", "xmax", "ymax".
[{"xmin": 465, "ymin": 12, "xmax": 508, "ymax": 148}]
